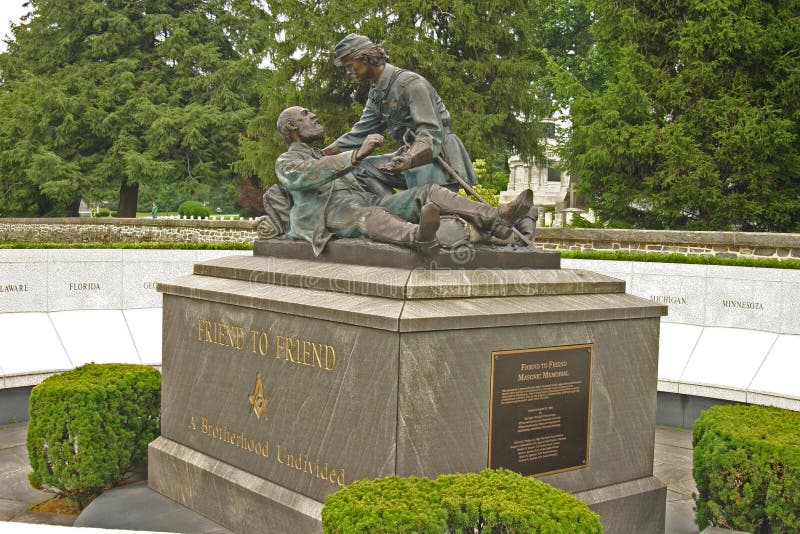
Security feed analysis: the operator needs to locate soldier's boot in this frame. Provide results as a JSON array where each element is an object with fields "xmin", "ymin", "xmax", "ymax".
[
  {"xmin": 514, "ymin": 205, "xmax": 539, "ymax": 244},
  {"xmin": 359, "ymin": 205, "xmax": 440, "ymax": 257},
  {"xmin": 429, "ymin": 187, "xmax": 533, "ymax": 239}
]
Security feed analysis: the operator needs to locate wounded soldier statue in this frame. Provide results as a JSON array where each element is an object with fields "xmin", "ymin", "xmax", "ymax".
[{"xmin": 261, "ymin": 106, "xmax": 533, "ymax": 258}]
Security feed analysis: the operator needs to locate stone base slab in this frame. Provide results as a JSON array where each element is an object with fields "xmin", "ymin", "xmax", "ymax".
[
  {"xmin": 574, "ymin": 476, "xmax": 667, "ymax": 534},
  {"xmin": 148, "ymin": 437, "xmax": 322, "ymax": 534},
  {"xmin": 151, "ymin": 256, "xmax": 668, "ymax": 533},
  {"xmin": 254, "ymin": 237, "xmax": 560, "ymax": 269},
  {"xmin": 149, "ymin": 435, "xmax": 667, "ymax": 534}
]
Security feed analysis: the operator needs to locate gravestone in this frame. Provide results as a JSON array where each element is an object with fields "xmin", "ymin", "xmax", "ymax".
[{"xmin": 149, "ymin": 247, "xmax": 667, "ymax": 533}]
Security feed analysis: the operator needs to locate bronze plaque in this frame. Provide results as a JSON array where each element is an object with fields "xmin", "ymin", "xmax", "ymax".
[{"xmin": 488, "ymin": 344, "xmax": 593, "ymax": 477}]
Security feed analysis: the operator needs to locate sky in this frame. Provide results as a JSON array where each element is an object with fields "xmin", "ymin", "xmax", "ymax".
[{"xmin": 0, "ymin": 2, "xmax": 30, "ymax": 53}]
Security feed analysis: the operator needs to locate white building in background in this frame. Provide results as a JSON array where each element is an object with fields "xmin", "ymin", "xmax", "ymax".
[{"xmin": 499, "ymin": 122, "xmax": 593, "ymax": 227}]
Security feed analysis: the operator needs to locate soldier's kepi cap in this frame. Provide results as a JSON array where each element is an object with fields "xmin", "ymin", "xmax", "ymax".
[{"xmin": 333, "ymin": 33, "xmax": 375, "ymax": 66}]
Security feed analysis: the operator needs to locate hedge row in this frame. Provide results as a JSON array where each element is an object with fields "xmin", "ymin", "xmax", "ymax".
[
  {"xmin": 559, "ymin": 250, "xmax": 800, "ymax": 270},
  {"xmin": 2, "ymin": 241, "xmax": 798, "ymax": 269},
  {"xmin": 27, "ymin": 363, "xmax": 161, "ymax": 507},
  {"xmin": 322, "ymin": 468, "xmax": 601, "ymax": 533},
  {"xmin": 693, "ymin": 404, "xmax": 800, "ymax": 532},
  {"xmin": 0, "ymin": 241, "xmax": 253, "ymax": 250}
]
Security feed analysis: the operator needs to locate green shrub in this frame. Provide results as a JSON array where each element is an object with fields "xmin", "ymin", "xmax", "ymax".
[
  {"xmin": 94, "ymin": 208, "xmax": 111, "ymax": 217},
  {"xmin": 322, "ymin": 469, "xmax": 601, "ymax": 533},
  {"xmin": 458, "ymin": 183, "xmax": 500, "ymax": 207},
  {"xmin": 27, "ymin": 363, "xmax": 161, "ymax": 507},
  {"xmin": 178, "ymin": 200, "xmax": 210, "ymax": 218},
  {"xmin": 323, "ymin": 476, "xmax": 447, "ymax": 534},
  {"xmin": 439, "ymin": 469, "xmax": 601, "ymax": 533},
  {"xmin": 693, "ymin": 405, "xmax": 800, "ymax": 532},
  {"xmin": 565, "ymin": 214, "xmax": 601, "ymax": 228},
  {"xmin": 558, "ymin": 250, "xmax": 800, "ymax": 270},
  {"xmin": 0, "ymin": 241, "xmax": 254, "ymax": 250}
]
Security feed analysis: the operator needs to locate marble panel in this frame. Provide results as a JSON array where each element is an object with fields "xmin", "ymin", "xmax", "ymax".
[
  {"xmin": 149, "ymin": 437, "xmax": 322, "ymax": 534},
  {"xmin": 561, "ymin": 259, "xmax": 633, "ymax": 287},
  {"xmin": 195, "ymin": 255, "xmax": 410, "ymax": 300},
  {"xmin": 746, "ymin": 392, "xmax": 800, "ymax": 412},
  {"xmin": 47, "ymin": 249, "xmax": 124, "ymax": 263},
  {"xmin": 160, "ymin": 295, "xmax": 398, "ymax": 503},
  {"xmin": 679, "ymin": 327, "xmax": 777, "ymax": 401},
  {"xmin": 0, "ymin": 249, "xmax": 49, "ymax": 263},
  {"xmin": 47, "ymin": 261, "xmax": 123, "ymax": 311},
  {"xmin": 748, "ymin": 335, "xmax": 800, "ymax": 401},
  {"xmin": 399, "ymin": 292, "xmax": 665, "ymax": 332},
  {"xmin": 630, "ymin": 262, "xmax": 708, "ymax": 278},
  {"xmin": 49, "ymin": 310, "xmax": 141, "ymax": 366},
  {"xmin": 124, "ymin": 308, "xmax": 162, "ymax": 365},
  {"xmin": 396, "ymin": 317, "xmax": 661, "ymax": 495},
  {"xmin": 573, "ymin": 476, "xmax": 666, "ymax": 534},
  {"xmin": 629, "ymin": 273, "xmax": 706, "ymax": 325},
  {"xmin": 779, "ymin": 271, "xmax": 800, "ymax": 335},
  {"xmin": 780, "ymin": 268, "xmax": 800, "ymax": 284},
  {"xmin": 705, "ymin": 264, "xmax": 783, "ymax": 282},
  {"xmin": 703, "ymin": 276, "xmax": 783, "ymax": 332},
  {"xmin": 405, "ymin": 268, "xmax": 625, "ymax": 299},
  {"xmin": 3, "ymin": 371, "xmax": 60, "ymax": 389},
  {"xmin": 121, "ymin": 249, "xmax": 199, "ymax": 264},
  {"xmin": 195, "ymin": 249, "xmax": 251, "ymax": 261},
  {"xmin": 0, "ymin": 313, "xmax": 71, "ymax": 377},
  {"xmin": 159, "ymin": 274, "xmax": 403, "ymax": 331},
  {"xmin": 678, "ymin": 383, "xmax": 749, "ymax": 403},
  {"xmin": 0, "ymin": 262, "xmax": 48, "ymax": 313},
  {"xmin": 123, "ymin": 260, "xmax": 194, "ymax": 309},
  {"xmin": 657, "ymin": 323, "xmax": 703, "ymax": 385}
]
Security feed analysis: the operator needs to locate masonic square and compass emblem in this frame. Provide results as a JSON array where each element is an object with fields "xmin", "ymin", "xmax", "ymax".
[{"xmin": 248, "ymin": 371, "xmax": 269, "ymax": 419}]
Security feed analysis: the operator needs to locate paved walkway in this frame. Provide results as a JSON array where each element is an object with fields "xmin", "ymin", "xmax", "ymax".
[
  {"xmin": 656, "ymin": 426, "xmax": 699, "ymax": 534},
  {"xmin": 0, "ymin": 423, "xmax": 75, "ymax": 527},
  {"xmin": 1, "ymin": 422, "xmax": 700, "ymax": 533}
]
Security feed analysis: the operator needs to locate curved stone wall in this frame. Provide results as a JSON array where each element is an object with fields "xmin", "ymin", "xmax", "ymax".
[
  {"xmin": 538, "ymin": 228, "xmax": 800, "ymax": 261},
  {"xmin": 2, "ymin": 219, "xmax": 798, "ymax": 261},
  {"xmin": 0, "ymin": 217, "xmax": 256, "ymax": 244},
  {"xmin": 1, "ymin": 244, "xmax": 797, "ymax": 416}
]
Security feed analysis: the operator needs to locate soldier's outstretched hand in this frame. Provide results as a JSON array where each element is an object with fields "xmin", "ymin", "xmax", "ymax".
[{"xmin": 354, "ymin": 134, "xmax": 385, "ymax": 162}]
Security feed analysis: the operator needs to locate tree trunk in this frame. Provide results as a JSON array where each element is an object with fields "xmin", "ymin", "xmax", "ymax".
[
  {"xmin": 117, "ymin": 180, "xmax": 139, "ymax": 218},
  {"xmin": 65, "ymin": 198, "xmax": 81, "ymax": 217}
]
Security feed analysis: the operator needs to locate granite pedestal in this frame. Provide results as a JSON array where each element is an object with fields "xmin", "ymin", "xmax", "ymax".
[{"xmin": 149, "ymin": 252, "xmax": 667, "ymax": 533}]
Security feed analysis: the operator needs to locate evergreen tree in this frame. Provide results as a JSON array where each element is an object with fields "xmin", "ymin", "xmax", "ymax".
[
  {"xmin": 565, "ymin": 0, "xmax": 800, "ymax": 231},
  {"xmin": 0, "ymin": 0, "xmax": 266, "ymax": 217},
  {"xmin": 237, "ymin": 0, "xmax": 555, "ymax": 187}
]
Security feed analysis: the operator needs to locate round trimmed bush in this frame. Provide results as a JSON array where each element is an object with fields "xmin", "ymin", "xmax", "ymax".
[
  {"xmin": 694, "ymin": 404, "xmax": 800, "ymax": 532},
  {"xmin": 94, "ymin": 208, "xmax": 111, "ymax": 217},
  {"xmin": 323, "ymin": 475, "xmax": 447, "ymax": 534},
  {"xmin": 439, "ymin": 469, "xmax": 601, "ymax": 533},
  {"xmin": 178, "ymin": 200, "xmax": 210, "ymax": 218},
  {"xmin": 27, "ymin": 363, "xmax": 161, "ymax": 506},
  {"xmin": 322, "ymin": 469, "xmax": 601, "ymax": 533}
]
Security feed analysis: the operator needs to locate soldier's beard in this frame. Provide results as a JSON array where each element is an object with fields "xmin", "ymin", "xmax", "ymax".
[{"xmin": 299, "ymin": 123, "xmax": 324, "ymax": 142}]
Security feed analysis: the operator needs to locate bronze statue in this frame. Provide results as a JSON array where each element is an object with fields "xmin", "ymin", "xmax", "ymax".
[
  {"xmin": 273, "ymin": 106, "xmax": 533, "ymax": 257},
  {"xmin": 322, "ymin": 33, "xmax": 538, "ymax": 243},
  {"xmin": 322, "ymin": 33, "xmax": 478, "ymax": 196}
]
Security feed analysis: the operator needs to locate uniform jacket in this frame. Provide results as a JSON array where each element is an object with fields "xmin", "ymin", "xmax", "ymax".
[
  {"xmin": 334, "ymin": 63, "xmax": 478, "ymax": 188},
  {"xmin": 275, "ymin": 142, "xmax": 357, "ymax": 256}
]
